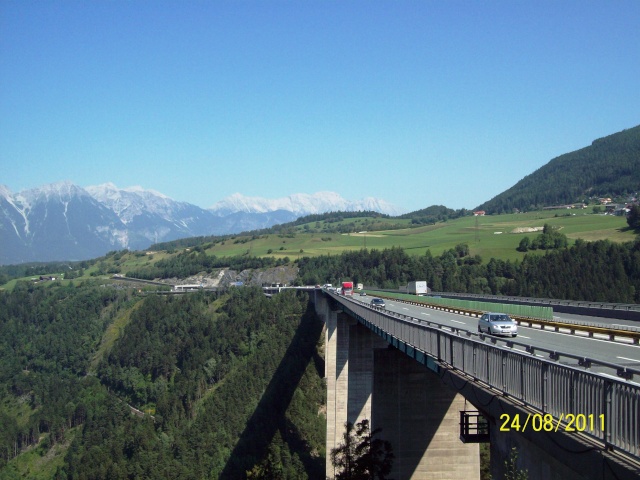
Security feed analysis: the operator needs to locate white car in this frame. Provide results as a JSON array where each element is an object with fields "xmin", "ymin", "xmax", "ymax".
[{"xmin": 478, "ymin": 313, "xmax": 518, "ymax": 337}]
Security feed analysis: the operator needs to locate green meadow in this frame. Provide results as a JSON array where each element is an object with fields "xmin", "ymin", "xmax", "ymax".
[
  {"xmin": 193, "ymin": 209, "xmax": 633, "ymax": 264},
  {"xmin": 1, "ymin": 210, "xmax": 635, "ymax": 287}
]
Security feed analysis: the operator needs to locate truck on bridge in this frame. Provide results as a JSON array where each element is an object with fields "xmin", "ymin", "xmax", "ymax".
[
  {"xmin": 341, "ymin": 281, "xmax": 354, "ymax": 296},
  {"xmin": 407, "ymin": 280, "xmax": 428, "ymax": 295}
]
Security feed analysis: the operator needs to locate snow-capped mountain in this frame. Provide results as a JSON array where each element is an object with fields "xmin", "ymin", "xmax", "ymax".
[
  {"xmin": 0, "ymin": 182, "xmax": 399, "ymax": 265},
  {"xmin": 86, "ymin": 183, "xmax": 176, "ymax": 223},
  {"xmin": 1, "ymin": 181, "xmax": 127, "ymax": 264},
  {"xmin": 85, "ymin": 183, "xmax": 219, "ymax": 246},
  {"xmin": 209, "ymin": 192, "xmax": 402, "ymax": 217}
]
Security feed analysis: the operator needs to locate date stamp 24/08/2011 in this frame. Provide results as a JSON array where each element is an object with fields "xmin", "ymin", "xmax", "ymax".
[{"xmin": 499, "ymin": 413, "xmax": 605, "ymax": 433}]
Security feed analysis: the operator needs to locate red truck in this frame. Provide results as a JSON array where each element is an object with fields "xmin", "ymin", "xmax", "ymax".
[{"xmin": 341, "ymin": 281, "xmax": 354, "ymax": 296}]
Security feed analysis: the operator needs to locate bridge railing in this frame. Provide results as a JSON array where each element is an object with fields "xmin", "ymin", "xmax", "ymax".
[{"xmin": 331, "ymin": 293, "xmax": 640, "ymax": 461}]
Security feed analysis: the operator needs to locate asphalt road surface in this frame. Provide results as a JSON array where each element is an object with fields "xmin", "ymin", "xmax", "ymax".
[{"xmin": 355, "ymin": 293, "xmax": 640, "ymax": 383}]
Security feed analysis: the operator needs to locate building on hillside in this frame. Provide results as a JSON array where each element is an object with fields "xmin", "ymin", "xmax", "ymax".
[{"xmin": 172, "ymin": 284, "xmax": 203, "ymax": 292}]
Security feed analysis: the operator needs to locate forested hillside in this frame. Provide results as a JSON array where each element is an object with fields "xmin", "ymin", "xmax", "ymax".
[
  {"xmin": 477, "ymin": 125, "xmax": 640, "ymax": 214},
  {"xmin": 116, "ymin": 236, "xmax": 640, "ymax": 304},
  {"xmin": 298, "ymin": 239, "xmax": 640, "ymax": 303},
  {"xmin": 0, "ymin": 285, "xmax": 325, "ymax": 479},
  {"xmin": 398, "ymin": 205, "xmax": 468, "ymax": 224}
]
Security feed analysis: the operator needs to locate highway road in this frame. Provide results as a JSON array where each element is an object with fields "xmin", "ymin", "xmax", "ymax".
[
  {"xmin": 353, "ymin": 293, "xmax": 640, "ymax": 383},
  {"xmin": 551, "ymin": 311, "xmax": 640, "ymax": 331}
]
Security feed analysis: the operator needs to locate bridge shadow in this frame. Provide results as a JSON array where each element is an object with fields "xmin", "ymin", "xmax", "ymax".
[
  {"xmin": 373, "ymin": 346, "xmax": 461, "ymax": 479},
  {"xmin": 220, "ymin": 300, "xmax": 325, "ymax": 479}
]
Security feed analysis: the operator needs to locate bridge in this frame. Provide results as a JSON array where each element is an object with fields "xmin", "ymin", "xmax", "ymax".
[{"xmin": 311, "ymin": 289, "xmax": 640, "ymax": 479}]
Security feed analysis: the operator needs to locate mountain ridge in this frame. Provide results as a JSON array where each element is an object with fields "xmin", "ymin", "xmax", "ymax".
[
  {"xmin": 0, "ymin": 183, "xmax": 399, "ymax": 264},
  {"xmin": 3, "ymin": 124, "xmax": 638, "ymax": 265},
  {"xmin": 476, "ymin": 125, "xmax": 640, "ymax": 213},
  {"xmin": 210, "ymin": 191, "xmax": 402, "ymax": 216}
]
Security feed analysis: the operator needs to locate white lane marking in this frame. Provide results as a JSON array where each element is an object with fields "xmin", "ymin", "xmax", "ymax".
[
  {"xmin": 413, "ymin": 306, "xmax": 639, "ymax": 349},
  {"xmin": 402, "ymin": 307, "xmax": 409, "ymax": 311},
  {"xmin": 617, "ymin": 356, "xmax": 640, "ymax": 364},
  {"xmin": 516, "ymin": 325, "xmax": 640, "ymax": 348},
  {"xmin": 420, "ymin": 312, "xmax": 430, "ymax": 316},
  {"xmin": 450, "ymin": 320, "xmax": 466, "ymax": 325}
]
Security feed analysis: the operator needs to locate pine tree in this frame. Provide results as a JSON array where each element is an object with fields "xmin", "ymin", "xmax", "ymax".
[{"xmin": 330, "ymin": 419, "xmax": 394, "ymax": 480}]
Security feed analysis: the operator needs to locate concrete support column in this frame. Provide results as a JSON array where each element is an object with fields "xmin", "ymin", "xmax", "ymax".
[
  {"xmin": 373, "ymin": 348, "xmax": 479, "ymax": 480},
  {"xmin": 322, "ymin": 295, "xmax": 478, "ymax": 480},
  {"xmin": 326, "ymin": 311, "xmax": 354, "ymax": 477},
  {"xmin": 348, "ymin": 322, "xmax": 388, "ymax": 425},
  {"xmin": 326, "ymin": 312, "xmax": 387, "ymax": 478}
]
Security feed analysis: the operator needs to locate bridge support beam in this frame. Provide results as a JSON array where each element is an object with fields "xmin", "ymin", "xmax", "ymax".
[
  {"xmin": 437, "ymin": 368, "xmax": 640, "ymax": 480},
  {"xmin": 373, "ymin": 347, "xmax": 479, "ymax": 479},
  {"xmin": 489, "ymin": 423, "xmax": 585, "ymax": 480},
  {"xmin": 324, "ymin": 303, "xmax": 479, "ymax": 479},
  {"xmin": 326, "ymin": 312, "xmax": 389, "ymax": 477},
  {"xmin": 319, "ymin": 294, "xmax": 640, "ymax": 480}
]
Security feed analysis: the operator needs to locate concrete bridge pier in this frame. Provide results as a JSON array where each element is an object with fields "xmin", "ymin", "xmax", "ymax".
[
  {"xmin": 373, "ymin": 346, "xmax": 479, "ymax": 479},
  {"xmin": 321, "ymin": 295, "xmax": 479, "ymax": 479}
]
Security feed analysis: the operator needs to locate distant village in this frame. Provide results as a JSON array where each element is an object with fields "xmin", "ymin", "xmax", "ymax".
[{"xmin": 473, "ymin": 194, "xmax": 638, "ymax": 217}]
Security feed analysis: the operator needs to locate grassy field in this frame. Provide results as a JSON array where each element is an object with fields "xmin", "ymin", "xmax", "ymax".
[
  {"xmin": 1, "ymin": 210, "xmax": 636, "ymax": 287},
  {"xmin": 192, "ymin": 209, "xmax": 634, "ymax": 264}
]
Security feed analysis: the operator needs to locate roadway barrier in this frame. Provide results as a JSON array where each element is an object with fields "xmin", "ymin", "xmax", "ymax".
[
  {"xmin": 330, "ymin": 292, "xmax": 640, "ymax": 463},
  {"xmin": 372, "ymin": 292, "xmax": 640, "ymax": 345},
  {"xmin": 378, "ymin": 291, "xmax": 554, "ymax": 319},
  {"xmin": 432, "ymin": 292, "xmax": 640, "ymax": 322}
]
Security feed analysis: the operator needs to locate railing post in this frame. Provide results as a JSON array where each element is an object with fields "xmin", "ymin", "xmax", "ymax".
[
  {"xmin": 542, "ymin": 363, "xmax": 548, "ymax": 412},
  {"xmin": 604, "ymin": 380, "xmax": 613, "ymax": 449},
  {"xmin": 569, "ymin": 370, "xmax": 575, "ymax": 415},
  {"xmin": 449, "ymin": 334, "xmax": 454, "ymax": 366},
  {"xmin": 472, "ymin": 343, "xmax": 477, "ymax": 378},
  {"xmin": 486, "ymin": 347, "xmax": 490, "ymax": 385},
  {"xmin": 520, "ymin": 355, "xmax": 525, "ymax": 403},
  {"xmin": 502, "ymin": 350, "xmax": 507, "ymax": 392}
]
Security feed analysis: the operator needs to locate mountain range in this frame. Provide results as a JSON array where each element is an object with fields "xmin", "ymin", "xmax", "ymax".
[
  {"xmin": 3, "ymin": 125, "xmax": 639, "ymax": 265},
  {"xmin": 0, "ymin": 183, "xmax": 400, "ymax": 265}
]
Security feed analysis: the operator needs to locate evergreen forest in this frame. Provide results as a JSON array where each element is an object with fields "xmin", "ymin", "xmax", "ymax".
[
  {"xmin": 296, "ymin": 239, "xmax": 640, "ymax": 303},
  {"xmin": 2, "ymin": 203, "xmax": 640, "ymax": 479},
  {"xmin": 115, "ymin": 237, "xmax": 640, "ymax": 304},
  {"xmin": 477, "ymin": 125, "xmax": 640, "ymax": 214},
  {"xmin": 0, "ymin": 285, "xmax": 326, "ymax": 479}
]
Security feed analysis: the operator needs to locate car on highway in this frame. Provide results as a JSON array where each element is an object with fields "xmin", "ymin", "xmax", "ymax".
[
  {"xmin": 478, "ymin": 312, "xmax": 518, "ymax": 337},
  {"xmin": 371, "ymin": 298, "xmax": 386, "ymax": 309}
]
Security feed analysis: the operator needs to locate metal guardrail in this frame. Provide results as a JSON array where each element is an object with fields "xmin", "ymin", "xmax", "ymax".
[
  {"xmin": 374, "ymin": 293, "xmax": 640, "ymax": 345},
  {"xmin": 329, "ymin": 292, "xmax": 640, "ymax": 462},
  {"xmin": 380, "ymin": 291, "xmax": 555, "ymax": 320},
  {"xmin": 435, "ymin": 291, "xmax": 640, "ymax": 314},
  {"xmin": 365, "ymin": 288, "xmax": 640, "ymax": 324}
]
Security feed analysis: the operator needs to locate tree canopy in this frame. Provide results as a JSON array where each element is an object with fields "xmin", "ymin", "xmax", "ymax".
[{"xmin": 330, "ymin": 419, "xmax": 394, "ymax": 480}]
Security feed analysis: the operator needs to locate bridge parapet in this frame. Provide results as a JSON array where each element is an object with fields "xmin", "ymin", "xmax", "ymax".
[{"xmin": 328, "ymin": 291, "xmax": 640, "ymax": 471}]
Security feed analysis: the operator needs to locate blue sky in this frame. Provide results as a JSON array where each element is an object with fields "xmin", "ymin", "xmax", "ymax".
[{"xmin": 1, "ymin": 1, "xmax": 639, "ymax": 213}]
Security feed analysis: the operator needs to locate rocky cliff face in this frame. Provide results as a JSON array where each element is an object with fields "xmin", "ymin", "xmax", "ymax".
[{"xmin": 169, "ymin": 265, "xmax": 299, "ymax": 288}]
